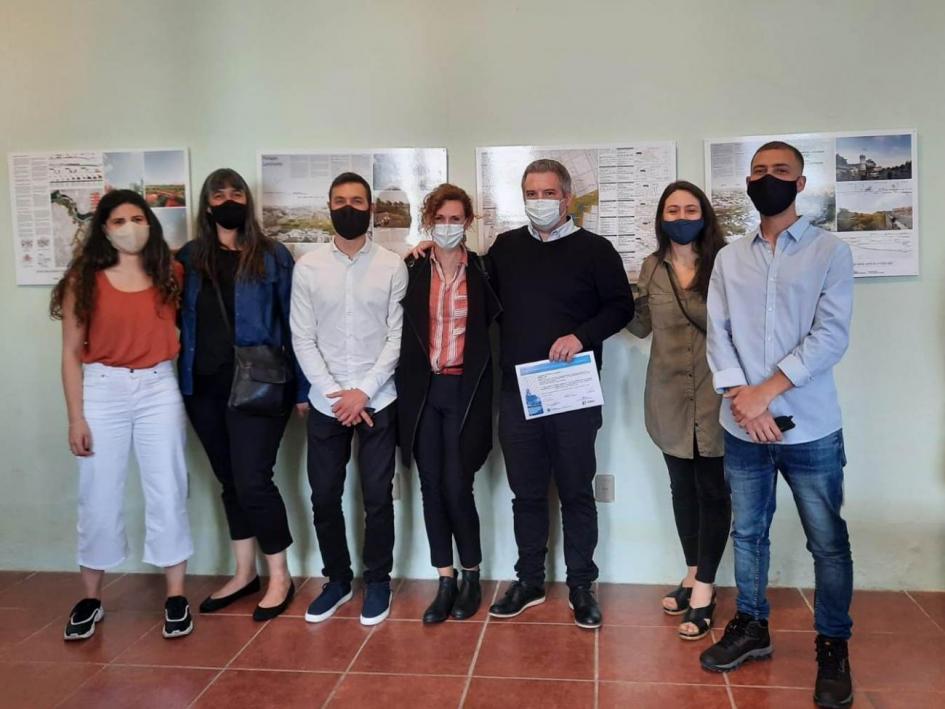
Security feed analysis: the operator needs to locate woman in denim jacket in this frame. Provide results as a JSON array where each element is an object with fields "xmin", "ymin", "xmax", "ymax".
[{"xmin": 177, "ymin": 168, "xmax": 308, "ymax": 621}]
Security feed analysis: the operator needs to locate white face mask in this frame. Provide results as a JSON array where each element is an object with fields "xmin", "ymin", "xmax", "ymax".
[
  {"xmin": 524, "ymin": 199, "xmax": 564, "ymax": 231},
  {"xmin": 106, "ymin": 221, "xmax": 150, "ymax": 254},
  {"xmin": 431, "ymin": 223, "xmax": 465, "ymax": 250}
]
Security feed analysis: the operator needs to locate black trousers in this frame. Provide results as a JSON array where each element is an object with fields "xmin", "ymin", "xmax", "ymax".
[
  {"xmin": 498, "ymin": 385, "xmax": 601, "ymax": 589},
  {"xmin": 663, "ymin": 442, "xmax": 731, "ymax": 584},
  {"xmin": 306, "ymin": 404, "xmax": 396, "ymax": 584},
  {"xmin": 414, "ymin": 375, "xmax": 482, "ymax": 570},
  {"xmin": 185, "ymin": 391, "xmax": 293, "ymax": 555}
]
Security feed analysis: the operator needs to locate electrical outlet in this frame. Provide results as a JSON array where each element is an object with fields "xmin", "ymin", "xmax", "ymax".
[{"xmin": 594, "ymin": 474, "xmax": 615, "ymax": 502}]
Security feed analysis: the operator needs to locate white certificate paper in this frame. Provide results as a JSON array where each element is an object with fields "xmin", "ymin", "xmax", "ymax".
[{"xmin": 514, "ymin": 353, "xmax": 604, "ymax": 420}]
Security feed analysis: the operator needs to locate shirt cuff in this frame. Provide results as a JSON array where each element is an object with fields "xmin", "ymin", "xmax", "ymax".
[
  {"xmin": 778, "ymin": 354, "xmax": 811, "ymax": 388},
  {"xmin": 713, "ymin": 367, "xmax": 748, "ymax": 393},
  {"xmin": 355, "ymin": 376, "xmax": 380, "ymax": 401}
]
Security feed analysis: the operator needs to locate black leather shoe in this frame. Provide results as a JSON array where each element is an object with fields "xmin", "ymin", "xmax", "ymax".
[
  {"xmin": 450, "ymin": 569, "xmax": 482, "ymax": 620},
  {"xmin": 569, "ymin": 586, "xmax": 602, "ymax": 629},
  {"xmin": 700, "ymin": 612, "xmax": 772, "ymax": 672},
  {"xmin": 814, "ymin": 635, "xmax": 853, "ymax": 708},
  {"xmin": 252, "ymin": 581, "xmax": 295, "ymax": 622},
  {"xmin": 199, "ymin": 576, "xmax": 261, "ymax": 614},
  {"xmin": 422, "ymin": 574, "xmax": 458, "ymax": 624},
  {"xmin": 489, "ymin": 581, "xmax": 545, "ymax": 618}
]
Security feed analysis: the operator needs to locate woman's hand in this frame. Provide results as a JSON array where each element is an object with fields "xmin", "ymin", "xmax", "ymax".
[{"xmin": 69, "ymin": 418, "xmax": 93, "ymax": 457}]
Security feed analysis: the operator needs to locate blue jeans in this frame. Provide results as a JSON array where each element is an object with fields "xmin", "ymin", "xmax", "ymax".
[{"xmin": 724, "ymin": 430, "xmax": 853, "ymax": 639}]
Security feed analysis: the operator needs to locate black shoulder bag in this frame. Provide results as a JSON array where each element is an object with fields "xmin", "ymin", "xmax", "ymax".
[
  {"xmin": 663, "ymin": 262, "xmax": 706, "ymax": 335},
  {"xmin": 212, "ymin": 279, "xmax": 289, "ymax": 416}
]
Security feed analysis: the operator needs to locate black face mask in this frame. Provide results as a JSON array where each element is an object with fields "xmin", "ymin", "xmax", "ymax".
[
  {"xmin": 209, "ymin": 200, "xmax": 248, "ymax": 230},
  {"xmin": 331, "ymin": 205, "xmax": 371, "ymax": 240},
  {"xmin": 747, "ymin": 174, "xmax": 799, "ymax": 217}
]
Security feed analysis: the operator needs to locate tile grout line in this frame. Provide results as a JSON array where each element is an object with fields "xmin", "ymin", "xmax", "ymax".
[
  {"xmin": 904, "ymin": 590, "xmax": 945, "ymax": 634},
  {"xmin": 184, "ymin": 574, "xmax": 316, "ymax": 707},
  {"xmin": 593, "ymin": 579, "xmax": 599, "ymax": 709},
  {"xmin": 457, "ymin": 581, "xmax": 501, "ymax": 708},
  {"xmin": 186, "ymin": 618, "xmax": 272, "ymax": 707},
  {"xmin": 319, "ymin": 577, "xmax": 405, "ymax": 708},
  {"xmin": 796, "ymin": 586, "xmax": 815, "ymax": 615},
  {"xmin": 594, "ymin": 626, "xmax": 600, "ymax": 709},
  {"xmin": 710, "ymin": 628, "xmax": 737, "ymax": 709},
  {"xmin": 51, "ymin": 664, "xmax": 109, "ymax": 709}
]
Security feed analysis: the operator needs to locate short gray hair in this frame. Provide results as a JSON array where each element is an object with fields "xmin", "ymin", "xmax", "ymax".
[{"xmin": 521, "ymin": 159, "xmax": 572, "ymax": 196}]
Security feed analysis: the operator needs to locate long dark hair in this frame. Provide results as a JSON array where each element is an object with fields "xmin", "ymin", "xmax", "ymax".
[
  {"xmin": 193, "ymin": 168, "xmax": 273, "ymax": 280},
  {"xmin": 653, "ymin": 181, "xmax": 727, "ymax": 299},
  {"xmin": 49, "ymin": 189, "xmax": 179, "ymax": 323}
]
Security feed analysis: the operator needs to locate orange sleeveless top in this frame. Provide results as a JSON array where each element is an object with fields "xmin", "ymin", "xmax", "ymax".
[{"xmin": 81, "ymin": 262, "xmax": 182, "ymax": 369}]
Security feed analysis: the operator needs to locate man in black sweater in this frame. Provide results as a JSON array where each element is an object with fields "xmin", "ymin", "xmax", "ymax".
[{"xmin": 486, "ymin": 159, "xmax": 633, "ymax": 629}]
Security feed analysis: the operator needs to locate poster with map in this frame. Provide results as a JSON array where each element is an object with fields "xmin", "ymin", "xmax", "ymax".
[
  {"xmin": 705, "ymin": 130, "xmax": 918, "ymax": 277},
  {"xmin": 8, "ymin": 149, "xmax": 191, "ymax": 285},
  {"xmin": 475, "ymin": 143, "xmax": 677, "ymax": 281},
  {"xmin": 258, "ymin": 148, "xmax": 448, "ymax": 259}
]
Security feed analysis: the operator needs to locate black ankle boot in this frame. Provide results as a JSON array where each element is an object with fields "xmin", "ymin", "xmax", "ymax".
[
  {"xmin": 422, "ymin": 574, "xmax": 458, "ymax": 624},
  {"xmin": 450, "ymin": 569, "xmax": 482, "ymax": 620},
  {"xmin": 814, "ymin": 635, "xmax": 853, "ymax": 708}
]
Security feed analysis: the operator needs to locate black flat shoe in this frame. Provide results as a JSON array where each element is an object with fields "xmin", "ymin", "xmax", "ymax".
[
  {"xmin": 253, "ymin": 581, "xmax": 295, "ymax": 622},
  {"xmin": 199, "ymin": 576, "xmax": 261, "ymax": 614},
  {"xmin": 679, "ymin": 599, "xmax": 716, "ymax": 641},
  {"xmin": 663, "ymin": 584, "xmax": 693, "ymax": 616}
]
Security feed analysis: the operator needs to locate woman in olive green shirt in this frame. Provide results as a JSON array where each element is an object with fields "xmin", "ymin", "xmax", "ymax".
[{"xmin": 628, "ymin": 181, "xmax": 730, "ymax": 640}]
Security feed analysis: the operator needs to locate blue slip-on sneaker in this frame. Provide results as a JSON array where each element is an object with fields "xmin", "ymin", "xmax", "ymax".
[
  {"xmin": 305, "ymin": 581, "xmax": 353, "ymax": 623},
  {"xmin": 360, "ymin": 581, "xmax": 391, "ymax": 626}
]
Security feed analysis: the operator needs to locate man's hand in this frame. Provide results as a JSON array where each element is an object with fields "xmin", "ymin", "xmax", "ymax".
[
  {"xmin": 327, "ymin": 389, "xmax": 369, "ymax": 426},
  {"xmin": 408, "ymin": 240, "xmax": 434, "ymax": 260},
  {"xmin": 742, "ymin": 411, "xmax": 783, "ymax": 443},
  {"xmin": 295, "ymin": 402, "xmax": 310, "ymax": 418},
  {"xmin": 726, "ymin": 384, "xmax": 774, "ymax": 425},
  {"xmin": 549, "ymin": 334, "xmax": 583, "ymax": 362}
]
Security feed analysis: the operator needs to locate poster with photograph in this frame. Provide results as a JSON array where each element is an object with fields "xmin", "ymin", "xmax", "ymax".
[
  {"xmin": 705, "ymin": 130, "xmax": 918, "ymax": 277},
  {"xmin": 8, "ymin": 148, "xmax": 191, "ymax": 286},
  {"xmin": 257, "ymin": 148, "xmax": 448, "ymax": 259},
  {"xmin": 476, "ymin": 143, "xmax": 676, "ymax": 281}
]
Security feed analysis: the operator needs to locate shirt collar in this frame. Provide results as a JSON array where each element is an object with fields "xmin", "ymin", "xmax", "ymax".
[
  {"xmin": 430, "ymin": 244, "xmax": 468, "ymax": 267},
  {"xmin": 527, "ymin": 216, "xmax": 579, "ymax": 242},
  {"xmin": 431, "ymin": 245, "xmax": 468, "ymax": 281},
  {"xmin": 330, "ymin": 235, "xmax": 373, "ymax": 261},
  {"xmin": 751, "ymin": 214, "xmax": 813, "ymax": 245}
]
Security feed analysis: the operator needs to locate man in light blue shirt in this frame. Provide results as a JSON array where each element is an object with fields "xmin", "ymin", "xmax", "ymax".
[{"xmin": 702, "ymin": 141, "xmax": 855, "ymax": 709}]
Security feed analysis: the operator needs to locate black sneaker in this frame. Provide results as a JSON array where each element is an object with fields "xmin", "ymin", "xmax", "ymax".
[
  {"xmin": 569, "ymin": 586, "xmax": 602, "ymax": 629},
  {"xmin": 700, "ymin": 612, "xmax": 772, "ymax": 672},
  {"xmin": 814, "ymin": 635, "xmax": 853, "ymax": 708},
  {"xmin": 163, "ymin": 596, "xmax": 194, "ymax": 639},
  {"xmin": 488, "ymin": 581, "xmax": 545, "ymax": 618},
  {"xmin": 64, "ymin": 598, "xmax": 103, "ymax": 641}
]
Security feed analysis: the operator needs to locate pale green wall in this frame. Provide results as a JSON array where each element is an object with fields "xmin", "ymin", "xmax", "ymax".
[{"xmin": 1, "ymin": 0, "xmax": 943, "ymax": 590}]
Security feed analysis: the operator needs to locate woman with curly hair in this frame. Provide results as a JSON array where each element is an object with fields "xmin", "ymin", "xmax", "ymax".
[
  {"xmin": 395, "ymin": 183, "xmax": 501, "ymax": 623},
  {"xmin": 50, "ymin": 189, "xmax": 194, "ymax": 642}
]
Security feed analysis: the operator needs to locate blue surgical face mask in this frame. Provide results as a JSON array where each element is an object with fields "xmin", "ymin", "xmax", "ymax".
[{"xmin": 661, "ymin": 218, "xmax": 704, "ymax": 245}]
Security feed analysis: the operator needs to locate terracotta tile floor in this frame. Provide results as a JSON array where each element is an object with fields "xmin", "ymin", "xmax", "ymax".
[{"xmin": 0, "ymin": 572, "xmax": 942, "ymax": 708}]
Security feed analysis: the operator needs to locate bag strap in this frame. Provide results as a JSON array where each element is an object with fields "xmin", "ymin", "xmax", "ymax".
[{"xmin": 663, "ymin": 261, "xmax": 706, "ymax": 335}]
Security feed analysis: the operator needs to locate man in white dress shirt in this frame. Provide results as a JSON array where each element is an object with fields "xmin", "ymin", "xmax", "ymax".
[{"xmin": 291, "ymin": 172, "xmax": 408, "ymax": 626}]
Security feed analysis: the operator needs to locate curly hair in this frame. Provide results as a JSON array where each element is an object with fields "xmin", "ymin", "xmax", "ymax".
[
  {"xmin": 49, "ymin": 189, "xmax": 180, "ymax": 323},
  {"xmin": 419, "ymin": 183, "xmax": 475, "ymax": 232}
]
